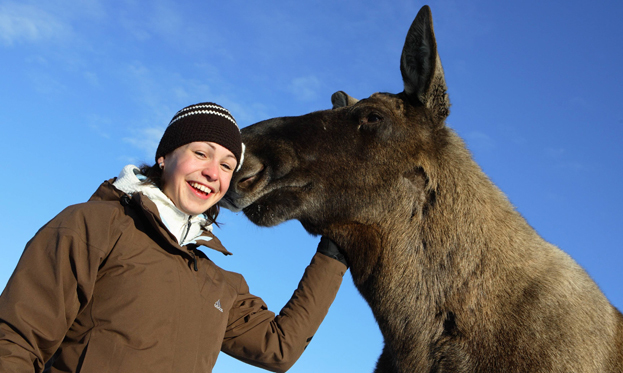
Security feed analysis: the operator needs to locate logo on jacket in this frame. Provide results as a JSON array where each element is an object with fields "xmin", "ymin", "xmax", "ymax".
[{"xmin": 214, "ymin": 299, "xmax": 223, "ymax": 312}]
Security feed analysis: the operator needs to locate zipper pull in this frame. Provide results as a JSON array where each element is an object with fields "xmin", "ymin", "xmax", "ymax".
[{"xmin": 189, "ymin": 249, "xmax": 198, "ymax": 271}]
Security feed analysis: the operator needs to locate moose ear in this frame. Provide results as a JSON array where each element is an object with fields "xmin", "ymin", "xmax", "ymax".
[
  {"xmin": 331, "ymin": 91, "xmax": 360, "ymax": 109},
  {"xmin": 400, "ymin": 5, "xmax": 450, "ymax": 121}
]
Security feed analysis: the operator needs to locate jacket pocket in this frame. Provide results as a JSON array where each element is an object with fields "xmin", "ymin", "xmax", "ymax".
[
  {"xmin": 78, "ymin": 333, "xmax": 124, "ymax": 373},
  {"xmin": 79, "ymin": 333, "xmax": 170, "ymax": 373}
]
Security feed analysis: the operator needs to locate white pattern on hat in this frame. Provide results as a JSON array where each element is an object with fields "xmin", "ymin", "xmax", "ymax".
[
  {"xmin": 169, "ymin": 109, "xmax": 238, "ymax": 128},
  {"xmin": 237, "ymin": 143, "xmax": 246, "ymax": 172},
  {"xmin": 177, "ymin": 103, "xmax": 233, "ymax": 116}
]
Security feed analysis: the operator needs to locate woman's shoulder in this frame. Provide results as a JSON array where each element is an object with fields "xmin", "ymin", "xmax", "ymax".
[
  {"xmin": 41, "ymin": 179, "xmax": 130, "ymax": 233},
  {"xmin": 47, "ymin": 198, "xmax": 129, "ymax": 234},
  {"xmin": 26, "ymin": 198, "xmax": 132, "ymax": 258}
]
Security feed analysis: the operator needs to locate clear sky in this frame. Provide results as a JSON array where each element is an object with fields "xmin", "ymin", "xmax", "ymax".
[{"xmin": 1, "ymin": 1, "xmax": 622, "ymax": 372}]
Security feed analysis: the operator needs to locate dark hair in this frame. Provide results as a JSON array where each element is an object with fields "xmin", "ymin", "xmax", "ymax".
[{"xmin": 139, "ymin": 163, "xmax": 221, "ymax": 226}]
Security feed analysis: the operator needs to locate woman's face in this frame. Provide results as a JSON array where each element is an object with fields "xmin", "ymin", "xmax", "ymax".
[{"xmin": 157, "ymin": 141, "xmax": 237, "ymax": 216}]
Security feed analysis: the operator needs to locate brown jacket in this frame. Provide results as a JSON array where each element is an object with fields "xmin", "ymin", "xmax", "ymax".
[{"xmin": 0, "ymin": 180, "xmax": 346, "ymax": 373}]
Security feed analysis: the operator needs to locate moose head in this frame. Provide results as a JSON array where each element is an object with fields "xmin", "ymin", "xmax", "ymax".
[{"xmin": 224, "ymin": 5, "xmax": 450, "ymax": 237}]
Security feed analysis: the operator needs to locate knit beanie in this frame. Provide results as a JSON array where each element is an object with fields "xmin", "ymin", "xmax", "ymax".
[{"xmin": 155, "ymin": 102, "xmax": 243, "ymax": 168}]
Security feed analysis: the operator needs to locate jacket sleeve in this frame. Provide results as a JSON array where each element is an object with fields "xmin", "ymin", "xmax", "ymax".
[
  {"xmin": 221, "ymin": 252, "xmax": 347, "ymax": 373},
  {"xmin": 0, "ymin": 204, "xmax": 112, "ymax": 373}
]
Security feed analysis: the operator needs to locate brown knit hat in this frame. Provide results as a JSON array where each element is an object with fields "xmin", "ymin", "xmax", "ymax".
[{"xmin": 155, "ymin": 102, "xmax": 242, "ymax": 167}]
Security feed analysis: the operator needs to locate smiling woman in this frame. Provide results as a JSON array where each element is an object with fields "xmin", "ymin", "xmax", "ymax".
[
  {"xmin": 149, "ymin": 102, "xmax": 243, "ymax": 225},
  {"xmin": 0, "ymin": 102, "xmax": 348, "ymax": 373},
  {"xmin": 159, "ymin": 141, "xmax": 236, "ymax": 216}
]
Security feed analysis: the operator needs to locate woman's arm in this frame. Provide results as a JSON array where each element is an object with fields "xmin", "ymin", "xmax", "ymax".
[
  {"xmin": 221, "ymin": 239, "xmax": 347, "ymax": 373},
  {"xmin": 0, "ymin": 204, "xmax": 111, "ymax": 372}
]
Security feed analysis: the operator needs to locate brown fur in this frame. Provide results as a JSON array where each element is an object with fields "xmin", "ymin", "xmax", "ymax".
[{"xmin": 223, "ymin": 6, "xmax": 623, "ymax": 373}]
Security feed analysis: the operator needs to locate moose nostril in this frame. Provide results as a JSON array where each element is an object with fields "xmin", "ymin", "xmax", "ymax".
[
  {"xmin": 238, "ymin": 164, "xmax": 265, "ymax": 190},
  {"xmin": 239, "ymin": 174, "xmax": 257, "ymax": 189}
]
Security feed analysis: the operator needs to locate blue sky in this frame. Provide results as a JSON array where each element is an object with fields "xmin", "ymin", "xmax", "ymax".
[{"xmin": 1, "ymin": 1, "xmax": 622, "ymax": 372}]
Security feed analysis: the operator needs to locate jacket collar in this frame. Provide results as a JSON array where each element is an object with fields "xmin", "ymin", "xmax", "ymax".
[
  {"xmin": 131, "ymin": 192, "xmax": 232, "ymax": 256},
  {"xmin": 89, "ymin": 176, "xmax": 232, "ymax": 256},
  {"xmin": 112, "ymin": 165, "xmax": 213, "ymax": 247}
]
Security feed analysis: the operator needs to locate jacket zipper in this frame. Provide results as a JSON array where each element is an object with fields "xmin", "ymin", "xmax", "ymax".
[
  {"xmin": 136, "ymin": 196, "xmax": 200, "ymax": 272},
  {"xmin": 181, "ymin": 217, "xmax": 192, "ymax": 245},
  {"xmin": 181, "ymin": 217, "xmax": 198, "ymax": 271}
]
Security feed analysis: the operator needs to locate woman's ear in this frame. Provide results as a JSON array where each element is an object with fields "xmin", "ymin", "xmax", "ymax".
[{"xmin": 157, "ymin": 156, "xmax": 165, "ymax": 169}]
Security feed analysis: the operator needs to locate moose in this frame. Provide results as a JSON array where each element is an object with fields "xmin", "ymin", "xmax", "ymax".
[{"xmin": 222, "ymin": 5, "xmax": 623, "ymax": 372}]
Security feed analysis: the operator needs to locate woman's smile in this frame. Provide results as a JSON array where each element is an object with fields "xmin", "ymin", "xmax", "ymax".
[{"xmin": 188, "ymin": 181, "xmax": 214, "ymax": 198}]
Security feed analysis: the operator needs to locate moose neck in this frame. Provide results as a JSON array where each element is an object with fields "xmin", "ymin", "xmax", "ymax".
[{"xmin": 332, "ymin": 131, "xmax": 546, "ymax": 359}]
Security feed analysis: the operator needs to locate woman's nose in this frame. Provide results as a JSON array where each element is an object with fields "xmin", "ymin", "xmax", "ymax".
[{"xmin": 202, "ymin": 161, "xmax": 219, "ymax": 181}]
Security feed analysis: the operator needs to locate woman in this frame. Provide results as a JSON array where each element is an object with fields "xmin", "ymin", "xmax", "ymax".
[{"xmin": 0, "ymin": 102, "xmax": 348, "ymax": 373}]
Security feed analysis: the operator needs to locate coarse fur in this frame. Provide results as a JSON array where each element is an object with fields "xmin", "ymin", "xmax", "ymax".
[{"xmin": 222, "ymin": 6, "xmax": 623, "ymax": 373}]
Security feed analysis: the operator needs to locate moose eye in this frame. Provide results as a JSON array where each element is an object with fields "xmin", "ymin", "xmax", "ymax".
[
  {"xmin": 367, "ymin": 113, "xmax": 382, "ymax": 123},
  {"xmin": 359, "ymin": 113, "xmax": 383, "ymax": 128}
]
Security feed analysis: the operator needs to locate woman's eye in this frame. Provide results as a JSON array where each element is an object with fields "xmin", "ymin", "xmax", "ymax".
[{"xmin": 195, "ymin": 151, "xmax": 206, "ymax": 158}]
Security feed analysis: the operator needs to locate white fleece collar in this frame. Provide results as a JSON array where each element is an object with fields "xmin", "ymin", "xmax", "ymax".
[{"xmin": 113, "ymin": 165, "xmax": 213, "ymax": 246}]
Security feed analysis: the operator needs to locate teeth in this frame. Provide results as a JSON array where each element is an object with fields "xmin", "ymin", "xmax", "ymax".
[{"xmin": 190, "ymin": 182, "xmax": 212, "ymax": 194}]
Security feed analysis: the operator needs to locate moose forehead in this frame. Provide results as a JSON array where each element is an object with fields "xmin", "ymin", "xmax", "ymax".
[
  {"xmin": 343, "ymin": 92, "xmax": 407, "ymax": 120},
  {"xmin": 241, "ymin": 91, "xmax": 428, "ymax": 145},
  {"xmin": 239, "ymin": 91, "xmax": 442, "ymax": 178}
]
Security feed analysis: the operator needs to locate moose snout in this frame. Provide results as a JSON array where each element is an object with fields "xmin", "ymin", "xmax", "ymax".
[{"xmin": 221, "ymin": 155, "xmax": 266, "ymax": 212}]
